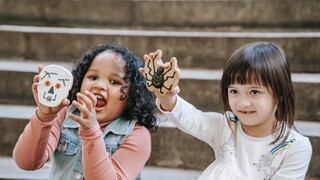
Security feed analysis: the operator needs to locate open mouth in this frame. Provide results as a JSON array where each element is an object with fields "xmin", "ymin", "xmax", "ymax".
[{"xmin": 95, "ymin": 94, "xmax": 106, "ymax": 111}]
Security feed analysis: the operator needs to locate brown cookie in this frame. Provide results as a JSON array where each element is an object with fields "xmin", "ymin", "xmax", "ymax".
[{"xmin": 144, "ymin": 49, "xmax": 179, "ymax": 95}]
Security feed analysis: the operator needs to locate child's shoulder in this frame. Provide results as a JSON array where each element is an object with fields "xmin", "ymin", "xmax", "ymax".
[
  {"xmin": 284, "ymin": 128, "xmax": 312, "ymax": 154},
  {"xmin": 288, "ymin": 128, "xmax": 310, "ymax": 144},
  {"xmin": 131, "ymin": 125, "xmax": 151, "ymax": 140},
  {"xmin": 125, "ymin": 125, "xmax": 152, "ymax": 152}
]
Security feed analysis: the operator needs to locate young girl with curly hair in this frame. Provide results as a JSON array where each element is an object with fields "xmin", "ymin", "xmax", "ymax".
[{"xmin": 13, "ymin": 44, "xmax": 157, "ymax": 180}]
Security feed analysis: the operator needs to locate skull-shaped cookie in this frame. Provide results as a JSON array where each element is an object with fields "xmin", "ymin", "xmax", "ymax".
[{"xmin": 37, "ymin": 65, "xmax": 73, "ymax": 107}]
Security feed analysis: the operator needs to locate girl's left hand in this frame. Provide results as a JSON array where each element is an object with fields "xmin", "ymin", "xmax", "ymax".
[{"xmin": 69, "ymin": 90, "xmax": 98, "ymax": 130}]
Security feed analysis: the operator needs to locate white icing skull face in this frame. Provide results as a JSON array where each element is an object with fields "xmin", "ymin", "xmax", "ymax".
[{"xmin": 37, "ymin": 65, "xmax": 73, "ymax": 107}]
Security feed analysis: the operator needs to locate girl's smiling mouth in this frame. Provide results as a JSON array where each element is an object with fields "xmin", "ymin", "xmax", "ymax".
[{"xmin": 238, "ymin": 110, "xmax": 255, "ymax": 114}]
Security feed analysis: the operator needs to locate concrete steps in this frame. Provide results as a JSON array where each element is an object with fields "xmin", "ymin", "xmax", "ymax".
[
  {"xmin": 0, "ymin": 1, "xmax": 319, "ymax": 179},
  {"xmin": 0, "ymin": 157, "xmax": 201, "ymax": 180},
  {"xmin": 0, "ymin": 0, "xmax": 319, "ymax": 30},
  {"xmin": 1, "ymin": 25, "xmax": 320, "ymax": 73},
  {"xmin": 1, "ymin": 60, "xmax": 319, "ymax": 121},
  {"xmin": 0, "ymin": 104, "xmax": 319, "ymax": 179}
]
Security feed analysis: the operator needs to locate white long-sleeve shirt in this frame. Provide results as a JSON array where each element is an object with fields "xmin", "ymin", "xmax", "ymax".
[{"xmin": 158, "ymin": 96, "xmax": 312, "ymax": 180}]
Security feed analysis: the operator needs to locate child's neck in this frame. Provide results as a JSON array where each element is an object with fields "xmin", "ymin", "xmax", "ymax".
[
  {"xmin": 241, "ymin": 123, "xmax": 275, "ymax": 138},
  {"xmin": 99, "ymin": 121, "xmax": 111, "ymax": 130}
]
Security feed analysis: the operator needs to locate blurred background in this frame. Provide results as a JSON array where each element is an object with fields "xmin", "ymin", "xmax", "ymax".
[{"xmin": 0, "ymin": 0, "xmax": 319, "ymax": 179}]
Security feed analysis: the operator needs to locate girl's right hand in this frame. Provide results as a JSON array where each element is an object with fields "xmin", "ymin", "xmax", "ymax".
[
  {"xmin": 140, "ymin": 52, "xmax": 181, "ymax": 112},
  {"xmin": 32, "ymin": 65, "xmax": 69, "ymax": 122}
]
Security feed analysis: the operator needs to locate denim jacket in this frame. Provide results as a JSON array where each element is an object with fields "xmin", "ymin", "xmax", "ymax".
[{"xmin": 48, "ymin": 106, "xmax": 141, "ymax": 180}]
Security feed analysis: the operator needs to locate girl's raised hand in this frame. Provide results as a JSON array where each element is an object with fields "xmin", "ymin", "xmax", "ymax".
[
  {"xmin": 69, "ymin": 90, "xmax": 98, "ymax": 130},
  {"xmin": 32, "ymin": 65, "xmax": 69, "ymax": 122},
  {"xmin": 140, "ymin": 52, "xmax": 181, "ymax": 111}
]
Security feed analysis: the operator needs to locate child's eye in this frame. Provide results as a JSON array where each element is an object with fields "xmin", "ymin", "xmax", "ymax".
[
  {"xmin": 110, "ymin": 80, "xmax": 121, "ymax": 85},
  {"xmin": 228, "ymin": 89, "xmax": 238, "ymax": 94},
  {"xmin": 250, "ymin": 90, "xmax": 261, "ymax": 95},
  {"xmin": 88, "ymin": 75, "xmax": 97, "ymax": 80}
]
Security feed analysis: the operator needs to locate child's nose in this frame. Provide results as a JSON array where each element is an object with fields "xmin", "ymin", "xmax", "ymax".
[
  {"xmin": 238, "ymin": 98, "xmax": 251, "ymax": 107},
  {"xmin": 93, "ymin": 80, "xmax": 108, "ymax": 90}
]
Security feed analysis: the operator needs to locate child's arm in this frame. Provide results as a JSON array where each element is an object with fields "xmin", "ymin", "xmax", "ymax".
[
  {"xmin": 13, "ymin": 107, "xmax": 67, "ymax": 170},
  {"xmin": 13, "ymin": 65, "xmax": 69, "ymax": 170},
  {"xmin": 158, "ymin": 96, "xmax": 226, "ymax": 147},
  {"xmin": 139, "ymin": 50, "xmax": 180, "ymax": 111},
  {"xmin": 140, "ymin": 52, "xmax": 227, "ymax": 147},
  {"xmin": 271, "ymin": 137, "xmax": 312, "ymax": 180},
  {"xmin": 79, "ymin": 124, "xmax": 150, "ymax": 180},
  {"xmin": 70, "ymin": 91, "xmax": 150, "ymax": 179}
]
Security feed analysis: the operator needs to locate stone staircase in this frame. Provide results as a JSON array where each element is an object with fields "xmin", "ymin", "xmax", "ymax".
[
  {"xmin": 0, "ymin": 0, "xmax": 319, "ymax": 179},
  {"xmin": 0, "ymin": 0, "xmax": 319, "ymax": 30}
]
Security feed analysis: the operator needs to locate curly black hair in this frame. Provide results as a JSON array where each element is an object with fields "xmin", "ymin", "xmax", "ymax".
[{"xmin": 68, "ymin": 43, "xmax": 157, "ymax": 129}]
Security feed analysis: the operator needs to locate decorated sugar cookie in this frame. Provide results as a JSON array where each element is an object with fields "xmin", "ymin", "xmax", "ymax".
[
  {"xmin": 144, "ymin": 49, "xmax": 179, "ymax": 95},
  {"xmin": 37, "ymin": 65, "xmax": 73, "ymax": 107}
]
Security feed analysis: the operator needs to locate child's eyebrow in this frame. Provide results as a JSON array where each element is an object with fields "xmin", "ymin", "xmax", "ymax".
[
  {"xmin": 247, "ymin": 84, "xmax": 264, "ymax": 89},
  {"xmin": 110, "ymin": 72, "xmax": 125, "ymax": 79},
  {"xmin": 228, "ymin": 84, "xmax": 263, "ymax": 89},
  {"xmin": 87, "ymin": 69, "xmax": 98, "ymax": 73}
]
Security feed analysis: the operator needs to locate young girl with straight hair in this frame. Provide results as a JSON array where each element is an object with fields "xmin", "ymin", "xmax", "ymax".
[{"xmin": 142, "ymin": 42, "xmax": 312, "ymax": 179}]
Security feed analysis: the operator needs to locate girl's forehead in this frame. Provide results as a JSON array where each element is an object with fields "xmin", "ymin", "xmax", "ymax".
[
  {"xmin": 228, "ymin": 83, "xmax": 265, "ymax": 89},
  {"xmin": 94, "ymin": 51, "xmax": 126, "ymax": 68},
  {"xmin": 230, "ymin": 72, "xmax": 263, "ymax": 85}
]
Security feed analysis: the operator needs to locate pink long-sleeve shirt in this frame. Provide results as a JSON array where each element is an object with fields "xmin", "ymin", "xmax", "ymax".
[{"xmin": 13, "ymin": 107, "xmax": 151, "ymax": 180}]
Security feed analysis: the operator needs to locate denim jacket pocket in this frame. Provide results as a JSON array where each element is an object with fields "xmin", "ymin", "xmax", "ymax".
[{"xmin": 57, "ymin": 134, "xmax": 80, "ymax": 156}]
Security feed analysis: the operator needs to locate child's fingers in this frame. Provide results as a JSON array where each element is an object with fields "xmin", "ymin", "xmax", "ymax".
[
  {"xmin": 77, "ymin": 93, "xmax": 94, "ymax": 111},
  {"xmin": 172, "ymin": 86, "xmax": 180, "ymax": 94},
  {"xmin": 32, "ymin": 75, "xmax": 40, "ymax": 95},
  {"xmin": 69, "ymin": 113, "xmax": 95, "ymax": 130},
  {"xmin": 84, "ymin": 90, "xmax": 97, "ymax": 108},
  {"xmin": 33, "ymin": 74, "xmax": 40, "ymax": 83},
  {"xmin": 37, "ymin": 65, "xmax": 44, "ymax": 74},
  {"xmin": 139, "ymin": 68, "xmax": 145, "ymax": 76},
  {"xmin": 57, "ymin": 98, "xmax": 70, "ymax": 109},
  {"xmin": 32, "ymin": 83, "xmax": 41, "ymax": 105},
  {"xmin": 32, "ymin": 81, "xmax": 38, "ymax": 92},
  {"xmin": 143, "ymin": 54, "xmax": 151, "ymax": 62},
  {"xmin": 69, "ymin": 114, "xmax": 85, "ymax": 127},
  {"xmin": 72, "ymin": 100, "xmax": 91, "ymax": 118}
]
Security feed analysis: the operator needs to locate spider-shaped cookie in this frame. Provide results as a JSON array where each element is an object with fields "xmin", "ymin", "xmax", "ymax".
[{"xmin": 144, "ymin": 49, "xmax": 178, "ymax": 95}]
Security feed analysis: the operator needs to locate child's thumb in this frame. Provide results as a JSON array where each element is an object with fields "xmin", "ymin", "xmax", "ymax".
[
  {"xmin": 138, "ymin": 68, "xmax": 145, "ymax": 76},
  {"xmin": 57, "ymin": 99, "xmax": 70, "ymax": 109}
]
